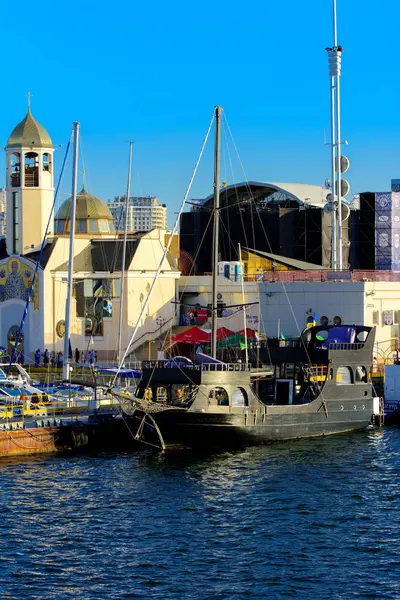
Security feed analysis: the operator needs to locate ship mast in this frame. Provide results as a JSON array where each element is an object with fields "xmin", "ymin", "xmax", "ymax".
[
  {"xmin": 211, "ymin": 106, "xmax": 222, "ymax": 359},
  {"xmin": 63, "ymin": 121, "xmax": 80, "ymax": 379},
  {"xmin": 117, "ymin": 142, "xmax": 133, "ymax": 362},
  {"xmin": 327, "ymin": 0, "xmax": 349, "ymax": 270}
]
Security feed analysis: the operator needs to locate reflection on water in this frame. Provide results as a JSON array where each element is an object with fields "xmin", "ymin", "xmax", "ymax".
[{"xmin": 0, "ymin": 429, "xmax": 399, "ymax": 599}]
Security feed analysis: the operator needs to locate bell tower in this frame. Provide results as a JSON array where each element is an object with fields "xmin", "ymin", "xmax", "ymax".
[{"xmin": 5, "ymin": 98, "xmax": 54, "ymax": 255}]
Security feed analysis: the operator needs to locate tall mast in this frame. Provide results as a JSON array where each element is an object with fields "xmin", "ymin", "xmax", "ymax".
[
  {"xmin": 334, "ymin": 0, "xmax": 343, "ymax": 269},
  {"xmin": 211, "ymin": 106, "xmax": 222, "ymax": 359},
  {"xmin": 117, "ymin": 142, "xmax": 133, "ymax": 361},
  {"xmin": 327, "ymin": 0, "xmax": 344, "ymax": 270},
  {"xmin": 63, "ymin": 121, "xmax": 80, "ymax": 379}
]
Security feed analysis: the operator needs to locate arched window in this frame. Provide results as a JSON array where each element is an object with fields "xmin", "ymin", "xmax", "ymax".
[
  {"xmin": 355, "ymin": 366, "xmax": 368, "ymax": 383},
  {"xmin": 209, "ymin": 387, "xmax": 229, "ymax": 406},
  {"xmin": 11, "ymin": 153, "xmax": 21, "ymax": 187},
  {"xmin": 42, "ymin": 153, "xmax": 51, "ymax": 172},
  {"xmin": 232, "ymin": 387, "xmax": 248, "ymax": 407},
  {"xmin": 336, "ymin": 366, "xmax": 353, "ymax": 385},
  {"xmin": 24, "ymin": 152, "xmax": 39, "ymax": 187}
]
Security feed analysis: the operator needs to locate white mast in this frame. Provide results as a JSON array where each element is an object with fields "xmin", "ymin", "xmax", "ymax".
[
  {"xmin": 63, "ymin": 121, "xmax": 80, "ymax": 379},
  {"xmin": 333, "ymin": 0, "xmax": 343, "ymax": 270},
  {"xmin": 117, "ymin": 142, "xmax": 133, "ymax": 362},
  {"xmin": 327, "ymin": 0, "xmax": 344, "ymax": 270},
  {"xmin": 328, "ymin": 0, "xmax": 337, "ymax": 271}
]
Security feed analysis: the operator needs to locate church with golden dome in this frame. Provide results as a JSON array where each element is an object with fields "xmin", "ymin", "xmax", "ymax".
[{"xmin": 0, "ymin": 105, "xmax": 180, "ymax": 361}]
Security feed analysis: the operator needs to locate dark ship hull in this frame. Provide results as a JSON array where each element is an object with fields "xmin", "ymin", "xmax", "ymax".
[
  {"xmin": 127, "ymin": 395, "xmax": 373, "ymax": 450},
  {"xmin": 122, "ymin": 324, "xmax": 377, "ymax": 451}
]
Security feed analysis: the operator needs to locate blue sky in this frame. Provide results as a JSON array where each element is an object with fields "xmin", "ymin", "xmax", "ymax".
[{"xmin": 2, "ymin": 0, "xmax": 399, "ymax": 225}]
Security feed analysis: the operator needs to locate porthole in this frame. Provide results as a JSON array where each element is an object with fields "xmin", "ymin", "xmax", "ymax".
[
  {"xmin": 320, "ymin": 316, "xmax": 329, "ymax": 326},
  {"xmin": 333, "ymin": 316, "xmax": 342, "ymax": 326},
  {"xmin": 316, "ymin": 330, "xmax": 329, "ymax": 341}
]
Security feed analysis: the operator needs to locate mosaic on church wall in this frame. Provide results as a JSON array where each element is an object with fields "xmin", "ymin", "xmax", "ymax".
[{"xmin": 0, "ymin": 258, "xmax": 40, "ymax": 310}]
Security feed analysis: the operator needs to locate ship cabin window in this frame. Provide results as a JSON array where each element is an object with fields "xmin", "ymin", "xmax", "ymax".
[
  {"xmin": 232, "ymin": 387, "xmax": 248, "ymax": 407},
  {"xmin": 357, "ymin": 331, "xmax": 368, "ymax": 342},
  {"xmin": 11, "ymin": 153, "xmax": 21, "ymax": 187},
  {"xmin": 156, "ymin": 386, "xmax": 168, "ymax": 402},
  {"xmin": 336, "ymin": 366, "xmax": 353, "ymax": 385},
  {"xmin": 355, "ymin": 366, "xmax": 368, "ymax": 383},
  {"xmin": 209, "ymin": 387, "xmax": 229, "ymax": 406},
  {"xmin": 24, "ymin": 152, "xmax": 39, "ymax": 187}
]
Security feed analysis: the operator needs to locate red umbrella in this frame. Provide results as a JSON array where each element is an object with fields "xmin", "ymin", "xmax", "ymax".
[
  {"xmin": 216, "ymin": 327, "xmax": 235, "ymax": 340},
  {"xmin": 169, "ymin": 326, "xmax": 211, "ymax": 344}
]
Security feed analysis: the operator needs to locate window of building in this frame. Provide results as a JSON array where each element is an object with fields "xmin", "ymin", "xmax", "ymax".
[
  {"xmin": 99, "ymin": 220, "xmax": 109, "ymax": 233},
  {"xmin": 55, "ymin": 220, "xmax": 65, "ymax": 233},
  {"xmin": 42, "ymin": 153, "xmax": 51, "ymax": 172},
  {"xmin": 89, "ymin": 220, "xmax": 99, "ymax": 233},
  {"xmin": 24, "ymin": 152, "xmax": 39, "ymax": 187},
  {"xmin": 11, "ymin": 153, "xmax": 21, "ymax": 188},
  {"xmin": 77, "ymin": 219, "xmax": 87, "ymax": 233},
  {"xmin": 12, "ymin": 191, "xmax": 19, "ymax": 254}
]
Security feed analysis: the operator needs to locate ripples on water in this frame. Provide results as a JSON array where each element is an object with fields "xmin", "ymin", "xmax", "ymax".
[{"xmin": 0, "ymin": 429, "xmax": 399, "ymax": 599}]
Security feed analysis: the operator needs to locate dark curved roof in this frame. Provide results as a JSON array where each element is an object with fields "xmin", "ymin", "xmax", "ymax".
[{"xmin": 194, "ymin": 181, "xmax": 330, "ymax": 210}]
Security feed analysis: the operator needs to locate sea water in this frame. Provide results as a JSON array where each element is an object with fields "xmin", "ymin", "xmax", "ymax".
[{"xmin": 0, "ymin": 428, "xmax": 399, "ymax": 599}]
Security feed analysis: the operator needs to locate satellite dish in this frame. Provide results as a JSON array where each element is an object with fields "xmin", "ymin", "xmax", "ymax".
[
  {"xmin": 335, "ymin": 178, "xmax": 350, "ymax": 197},
  {"xmin": 341, "ymin": 200, "xmax": 350, "ymax": 221},
  {"xmin": 335, "ymin": 155, "xmax": 350, "ymax": 174}
]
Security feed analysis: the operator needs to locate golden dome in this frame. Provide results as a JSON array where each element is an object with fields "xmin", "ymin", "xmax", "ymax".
[
  {"xmin": 7, "ymin": 109, "xmax": 53, "ymax": 148},
  {"xmin": 55, "ymin": 187, "xmax": 115, "ymax": 235}
]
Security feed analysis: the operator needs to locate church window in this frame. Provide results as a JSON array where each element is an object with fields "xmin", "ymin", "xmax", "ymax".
[
  {"xmin": 98, "ymin": 220, "xmax": 109, "ymax": 233},
  {"xmin": 77, "ymin": 219, "xmax": 87, "ymax": 233},
  {"xmin": 55, "ymin": 220, "xmax": 65, "ymax": 233},
  {"xmin": 12, "ymin": 192, "xmax": 19, "ymax": 254},
  {"xmin": 24, "ymin": 152, "xmax": 39, "ymax": 187},
  {"xmin": 11, "ymin": 153, "xmax": 21, "ymax": 188},
  {"xmin": 42, "ymin": 153, "xmax": 51, "ymax": 172},
  {"xmin": 89, "ymin": 220, "xmax": 98, "ymax": 233}
]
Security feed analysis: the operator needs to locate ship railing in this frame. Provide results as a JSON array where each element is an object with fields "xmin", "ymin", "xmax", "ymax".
[
  {"xmin": 328, "ymin": 342, "xmax": 365, "ymax": 351},
  {"xmin": 0, "ymin": 394, "xmax": 119, "ymax": 426},
  {"xmin": 201, "ymin": 363, "xmax": 251, "ymax": 372},
  {"xmin": 143, "ymin": 360, "xmax": 201, "ymax": 370}
]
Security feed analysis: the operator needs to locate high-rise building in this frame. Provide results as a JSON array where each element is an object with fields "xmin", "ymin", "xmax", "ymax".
[{"xmin": 108, "ymin": 196, "xmax": 167, "ymax": 232}]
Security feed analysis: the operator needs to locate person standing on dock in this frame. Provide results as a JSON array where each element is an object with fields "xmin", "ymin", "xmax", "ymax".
[
  {"xmin": 75, "ymin": 348, "xmax": 80, "ymax": 363},
  {"xmin": 34, "ymin": 349, "xmax": 40, "ymax": 367},
  {"xmin": 43, "ymin": 349, "xmax": 49, "ymax": 367}
]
